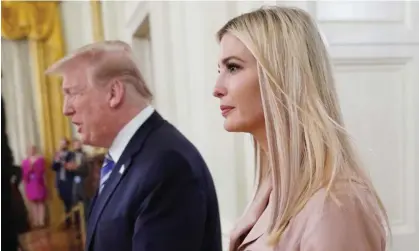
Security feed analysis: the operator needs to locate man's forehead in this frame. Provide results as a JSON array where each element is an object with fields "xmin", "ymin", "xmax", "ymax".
[
  {"xmin": 62, "ymin": 71, "xmax": 86, "ymax": 87},
  {"xmin": 62, "ymin": 76, "xmax": 76, "ymax": 88}
]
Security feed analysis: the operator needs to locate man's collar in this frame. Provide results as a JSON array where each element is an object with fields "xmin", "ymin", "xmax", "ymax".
[{"xmin": 108, "ymin": 105, "xmax": 154, "ymax": 163}]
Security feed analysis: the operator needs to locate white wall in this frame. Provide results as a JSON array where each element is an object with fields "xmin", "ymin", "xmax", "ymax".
[
  {"xmin": 98, "ymin": 1, "xmax": 419, "ymax": 250},
  {"xmin": 60, "ymin": 1, "xmax": 94, "ymax": 55}
]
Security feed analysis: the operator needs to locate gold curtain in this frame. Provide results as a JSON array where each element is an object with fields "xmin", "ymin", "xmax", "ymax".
[
  {"xmin": 2, "ymin": 1, "xmax": 72, "ymax": 225},
  {"xmin": 90, "ymin": 0, "xmax": 104, "ymax": 42}
]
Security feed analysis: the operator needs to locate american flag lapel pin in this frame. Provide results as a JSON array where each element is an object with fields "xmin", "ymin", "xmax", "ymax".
[{"xmin": 119, "ymin": 164, "xmax": 125, "ymax": 174}]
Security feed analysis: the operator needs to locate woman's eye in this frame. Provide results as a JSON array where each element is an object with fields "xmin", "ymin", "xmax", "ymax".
[{"xmin": 227, "ymin": 63, "xmax": 241, "ymax": 73}]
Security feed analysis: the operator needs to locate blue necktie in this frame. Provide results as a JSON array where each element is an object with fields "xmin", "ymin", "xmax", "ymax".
[{"xmin": 99, "ymin": 154, "xmax": 115, "ymax": 193}]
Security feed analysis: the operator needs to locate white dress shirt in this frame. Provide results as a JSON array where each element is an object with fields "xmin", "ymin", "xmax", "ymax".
[
  {"xmin": 98, "ymin": 105, "xmax": 154, "ymax": 193},
  {"xmin": 108, "ymin": 105, "xmax": 155, "ymax": 163}
]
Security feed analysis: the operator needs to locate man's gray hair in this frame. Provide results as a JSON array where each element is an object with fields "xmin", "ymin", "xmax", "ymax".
[{"xmin": 46, "ymin": 40, "xmax": 153, "ymax": 100}]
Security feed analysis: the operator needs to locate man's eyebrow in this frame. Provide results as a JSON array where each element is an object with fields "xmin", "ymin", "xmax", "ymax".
[{"xmin": 62, "ymin": 85, "xmax": 76, "ymax": 93}]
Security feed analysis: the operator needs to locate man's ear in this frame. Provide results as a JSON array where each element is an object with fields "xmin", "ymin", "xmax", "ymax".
[{"xmin": 109, "ymin": 79, "xmax": 125, "ymax": 108}]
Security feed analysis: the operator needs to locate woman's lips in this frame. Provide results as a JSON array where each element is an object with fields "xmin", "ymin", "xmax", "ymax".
[{"xmin": 220, "ymin": 105, "xmax": 235, "ymax": 117}]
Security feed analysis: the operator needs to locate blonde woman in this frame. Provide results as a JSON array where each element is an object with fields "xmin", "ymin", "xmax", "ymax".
[{"xmin": 213, "ymin": 6, "xmax": 389, "ymax": 251}]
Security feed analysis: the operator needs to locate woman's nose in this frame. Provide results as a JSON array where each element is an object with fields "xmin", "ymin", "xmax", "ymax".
[{"xmin": 213, "ymin": 87, "xmax": 226, "ymax": 98}]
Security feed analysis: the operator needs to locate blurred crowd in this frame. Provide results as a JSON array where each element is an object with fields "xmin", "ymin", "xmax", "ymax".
[
  {"xmin": 18, "ymin": 138, "xmax": 106, "ymax": 229},
  {"xmin": 3, "ymin": 96, "xmax": 105, "ymax": 250}
]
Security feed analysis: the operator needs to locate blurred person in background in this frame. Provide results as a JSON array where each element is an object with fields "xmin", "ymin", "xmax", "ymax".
[
  {"xmin": 10, "ymin": 163, "xmax": 31, "ymax": 234},
  {"xmin": 22, "ymin": 145, "xmax": 47, "ymax": 228},
  {"xmin": 67, "ymin": 139, "xmax": 88, "ymax": 206},
  {"xmin": 2, "ymin": 95, "xmax": 19, "ymax": 250},
  {"xmin": 52, "ymin": 138, "xmax": 75, "ymax": 226},
  {"xmin": 66, "ymin": 138, "xmax": 88, "ymax": 227}
]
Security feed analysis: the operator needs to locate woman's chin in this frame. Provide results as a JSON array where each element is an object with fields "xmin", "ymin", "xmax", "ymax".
[{"xmin": 223, "ymin": 120, "xmax": 242, "ymax": 133}]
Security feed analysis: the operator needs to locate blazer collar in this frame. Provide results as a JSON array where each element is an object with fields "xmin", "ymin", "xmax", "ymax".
[
  {"xmin": 232, "ymin": 176, "xmax": 272, "ymax": 250},
  {"xmin": 238, "ymin": 193, "xmax": 272, "ymax": 250},
  {"xmin": 86, "ymin": 111, "xmax": 165, "ymax": 249}
]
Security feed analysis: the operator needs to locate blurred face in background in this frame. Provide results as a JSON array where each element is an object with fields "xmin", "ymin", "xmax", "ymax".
[
  {"xmin": 27, "ymin": 145, "xmax": 37, "ymax": 157},
  {"xmin": 73, "ymin": 139, "xmax": 82, "ymax": 151},
  {"xmin": 60, "ymin": 138, "xmax": 69, "ymax": 151}
]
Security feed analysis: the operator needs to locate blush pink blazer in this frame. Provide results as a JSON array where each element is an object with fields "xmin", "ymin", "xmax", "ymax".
[{"xmin": 233, "ymin": 179, "xmax": 387, "ymax": 251}]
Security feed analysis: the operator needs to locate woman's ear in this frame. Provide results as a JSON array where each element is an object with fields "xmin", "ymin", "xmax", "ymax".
[{"xmin": 109, "ymin": 79, "xmax": 125, "ymax": 108}]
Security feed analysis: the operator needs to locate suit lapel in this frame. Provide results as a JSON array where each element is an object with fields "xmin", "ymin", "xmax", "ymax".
[
  {"xmin": 237, "ymin": 200, "xmax": 272, "ymax": 250},
  {"xmin": 86, "ymin": 157, "xmax": 131, "ymax": 248},
  {"xmin": 86, "ymin": 111, "xmax": 165, "ymax": 249},
  {"xmin": 88, "ymin": 192, "xmax": 98, "ymax": 219}
]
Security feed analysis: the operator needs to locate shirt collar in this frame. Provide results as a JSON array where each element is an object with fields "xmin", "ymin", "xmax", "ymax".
[{"xmin": 108, "ymin": 105, "xmax": 155, "ymax": 163}]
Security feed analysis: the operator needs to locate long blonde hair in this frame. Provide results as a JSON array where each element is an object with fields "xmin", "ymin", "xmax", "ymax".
[{"xmin": 217, "ymin": 6, "xmax": 389, "ymax": 245}]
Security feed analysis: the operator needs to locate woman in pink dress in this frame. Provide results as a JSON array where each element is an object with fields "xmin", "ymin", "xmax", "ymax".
[{"xmin": 22, "ymin": 145, "xmax": 47, "ymax": 227}]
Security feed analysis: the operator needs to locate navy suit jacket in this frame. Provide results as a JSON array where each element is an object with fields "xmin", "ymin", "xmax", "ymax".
[
  {"xmin": 86, "ymin": 112, "xmax": 222, "ymax": 251},
  {"xmin": 52, "ymin": 151, "xmax": 76, "ymax": 186}
]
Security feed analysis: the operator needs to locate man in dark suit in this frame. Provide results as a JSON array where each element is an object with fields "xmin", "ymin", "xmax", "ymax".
[
  {"xmin": 66, "ymin": 139, "xmax": 88, "ymax": 206},
  {"xmin": 52, "ymin": 138, "xmax": 76, "ymax": 221},
  {"xmin": 45, "ymin": 41, "xmax": 222, "ymax": 251}
]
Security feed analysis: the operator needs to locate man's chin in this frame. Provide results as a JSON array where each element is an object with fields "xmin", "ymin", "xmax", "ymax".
[
  {"xmin": 80, "ymin": 135, "xmax": 110, "ymax": 149},
  {"xmin": 78, "ymin": 134, "xmax": 92, "ymax": 146}
]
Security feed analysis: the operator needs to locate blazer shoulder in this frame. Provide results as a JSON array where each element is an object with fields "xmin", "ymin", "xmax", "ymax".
[
  {"xmin": 131, "ymin": 148, "xmax": 193, "ymax": 177},
  {"xmin": 296, "ymin": 186, "xmax": 387, "ymax": 251},
  {"xmin": 151, "ymin": 150, "xmax": 192, "ymax": 175}
]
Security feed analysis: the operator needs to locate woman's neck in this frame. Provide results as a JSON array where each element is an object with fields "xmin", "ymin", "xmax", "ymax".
[{"xmin": 252, "ymin": 126, "xmax": 268, "ymax": 153}]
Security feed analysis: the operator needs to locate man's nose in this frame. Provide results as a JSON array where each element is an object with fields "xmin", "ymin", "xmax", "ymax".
[{"xmin": 62, "ymin": 98, "xmax": 74, "ymax": 116}]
